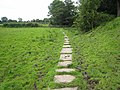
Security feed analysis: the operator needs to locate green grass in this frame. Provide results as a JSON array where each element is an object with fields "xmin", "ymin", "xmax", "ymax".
[
  {"xmin": 0, "ymin": 17, "xmax": 120, "ymax": 90},
  {"xmin": 64, "ymin": 17, "xmax": 120, "ymax": 90},
  {"xmin": 0, "ymin": 27, "xmax": 64, "ymax": 90},
  {"xmin": 0, "ymin": 24, "xmax": 3, "ymax": 27}
]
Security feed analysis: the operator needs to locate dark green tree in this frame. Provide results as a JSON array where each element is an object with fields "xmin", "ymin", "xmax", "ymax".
[
  {"xmin": 48, "ymin": 0, "xmax": 65, "ymax": 26},
  {"xmin": 97, "ymin": 0, "xmax": 117, "ymax": 16},
  {"xmin": 0, "ymin": 20, "xmax": 2, "ymax": 24},
  {"xmin": 48, "ymin": 0, "xmax": 76, "ymax": 26},
  {"xmin": 117, "ymin": 0, "xmax": 120, "ymax": 16},
  {"xmin": 1, "ymin": 17, "xmax": 8, "ymax": 22},
  {"xmin": 64, "ymin": 0, "xmax": 77, "ymax": 26},
  {"xmin": 18, "ymin": 18, "xmax": 22, "ymax": 22},
  {"xmin": 74, "ymin": 0, "xmax": 115, "ymax": 32},
  {"xmin": 8, "ymin": 19, "xmax": 17, "ymax": 22},
  {"xmin": 75, "ymin": 0, "xmax": 101, "ymax": 32},
  {"xmin": 43, "ymin": 18, "xmax": 49, "ymax": 24},
  {"xmin": 98, "ymin": 0, "xmax": 120, "ymax": 17}
]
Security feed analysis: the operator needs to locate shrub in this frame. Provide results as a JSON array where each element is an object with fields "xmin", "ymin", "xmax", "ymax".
[
  {"xmin": 3, "ymin": 23, "xmax": 39, "ymax": 28},
  {"xmin": 74, "ymin": 0, "xmax": 116, "ymax": 32},
  {"xmin": 94, "ymin": 12, "xmax": 115, "ymax": 27}
]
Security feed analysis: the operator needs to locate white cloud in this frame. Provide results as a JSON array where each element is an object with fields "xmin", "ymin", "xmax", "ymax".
[{"xmin": 0, "ymin": 0, "xmax": 78, "ymax": 21}]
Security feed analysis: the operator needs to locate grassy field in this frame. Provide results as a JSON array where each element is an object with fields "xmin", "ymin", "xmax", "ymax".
[
  {"xmin": 0, "ymin": 17, "xmax": 120, "ymax": 90},
  {"xmin": 64, "ymin": 17, "xmax": 120, "ymax": 89},
  {"xmin": 0, "ymin": 27, "xmax": 64, "ymax": 90}
]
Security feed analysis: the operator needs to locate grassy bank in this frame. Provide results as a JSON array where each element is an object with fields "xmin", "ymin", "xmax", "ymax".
[
  {"xmin": 0, "ymin": 27, "xmax": 64, "ymax": 90},
  {"xmin": 65, "ymin": 17, "xmax": 120, "ymax": 89}
]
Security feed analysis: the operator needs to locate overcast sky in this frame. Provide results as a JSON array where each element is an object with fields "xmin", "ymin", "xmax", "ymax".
[{"xmin": 0, "ymin": 0, "xmax": 78, "ymax": 21}]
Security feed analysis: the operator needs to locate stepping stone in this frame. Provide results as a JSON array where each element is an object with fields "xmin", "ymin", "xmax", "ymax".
[
  {"xmin": 54, "ymin": 87, "xmax": 78, "ymax": 90},
  {"xmin": 63, "ymin": 45, "xmax": 71, "ymax": 48},
  {"xmin": 65, "ymin": 37, "xmax": 69, "ymax": 40},
  {"xmin": 58, "ymin": 61, "xmax": 72, "ymax": 67},
  {"xmin": 60, "ymin": 54, "xmax": 72, "ymax": 61},
  {"xmin": 56, "ymin": 68, "xmax": 75, "ymax": 73},
  {"xmin": 61, "ymin": 48, "xmax": 72, "ymax": 54},
  {"xmin": 64, "ymin": 42, "xmax": 70, "ymax": 45},
  {"xmin": 54, "ymin": 75, "xmax": 75, "ymax": 83},
  {"xmin": 65, "ymin": 41, "xmax": 70, "ymax": 43},
  {"xmin": 65, "ymin": 38, "xmax": 69, "ymax": 41},
  {"xmin": 64, "ymin": 36, "xmax": 68, "ymax": 38}
]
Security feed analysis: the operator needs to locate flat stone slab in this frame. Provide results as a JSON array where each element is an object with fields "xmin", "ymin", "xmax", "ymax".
[
  {"xmin": 60, "ymin": 54, "xmax": 72, "ymax": 61},
  {"xmin": 63, "ymin": 45, "xmax": 71, "ymax": 48},
  {"xmin": 54, "ymin": 75, "xmax": 75, "ymax": 83},
  {"xmin": 64, "ymin": 38, "xmax": 69, "ymax": 41},
  {"xmin": 64, "ymin": 36, "xmax": 68, "ymax": 38},
  {"xmin": 54, "ymin": 87, "xmax": 78, "ymax": 90},
  {"xmin": 65, "ymin": 41, "xmax": 70, "ymax": 43},
  {"xmin": 65, "ymin": 38, "xmax": 69, "ymax": 41},
  {"xmin": 58, "ymin": 61, "xmax": 72, "ymax": 67},
  {"xmin": 61, "ymin": 48, "xmax": 72, "ymax": 54},
  {"xmin": 64, "ymin": 42, "xmax": 70, "ymax": 45},
  {"xmin": 56, "ymin": 68, "xmax": 75, "ymax": 73}
]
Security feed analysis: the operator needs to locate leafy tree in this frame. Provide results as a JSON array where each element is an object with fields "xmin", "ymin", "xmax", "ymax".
[
  {"xmin": 18, "ymin": 18, "xmax": 22, "ymax": 22},
  {"xmin": 117, "ymin": 0, "xmax": 120, "ymax": 16},
  {"xmin": 0, "ymin": 20, "xmax": 2, "ymax": 24},
  {"xmin": 8, "ymin": 19, "xmax": 17, "ymax": 22},
  {"xmin": 97, "ymin": 0, "xmax": 120, "ymax": 17},
  {"xmin": 97, "ymin": 0, "xmax": 117, "ymax": 16},
  {"xmin": 75, "ymin": 0, "xmax": 101, "ymax": 32},
  {"xmin": 43, "ymin": 18, "xmax": 49, "ymax": 24},
  {"xmin": 1, "ymin": 17, "xmax": 8, "ymax": 22},
  {"xmin": 48, "ymin": 0, "xmax": 76, "ymax": 26},
  {"xmin": 35, "ymin": 19, "xmax": 40, "ymax": 22},
  {"xmin": 74, "ymin": 0, "xmax": 115, "ymax": 32},
  {"xmin": 64, "ymin": 0, "xmax": 77, "ymax": 26},
  {"xmin": 48, "ymin": 0, "xmax": 65, "ymax": 26},
  {"xmin": 31, "ymin": 19, "xmax": 36, "ymax": 22}
]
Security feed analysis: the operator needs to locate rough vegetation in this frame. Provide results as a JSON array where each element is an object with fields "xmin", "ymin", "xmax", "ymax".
[
  {"xmin": 65, "ymin": 17, "xmax": 120, "ymax": 89},
  {"xmin": 0, "ymin": 27, "xmax": 64, "ymax": 90}
]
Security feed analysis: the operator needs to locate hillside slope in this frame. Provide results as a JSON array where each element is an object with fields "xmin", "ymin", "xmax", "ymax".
[{"xmin": 65, "ymin": 17, "xmax": 120, "ymax": 89}]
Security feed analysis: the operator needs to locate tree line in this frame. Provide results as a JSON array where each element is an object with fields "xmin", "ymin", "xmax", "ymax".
[
  {"xmin": 1, "ymin": 0, "xmax": 120, "ymax": 30},
  {"xmin": 48, "ymin": 0, "xmax": 120, "ymax": 32},
  {"xmin": 0, "ymin": 17, "xmax": 49, "ymax": 27},
  {"xmin": 0, "ymin": 17, "xmax": 49, "ymax": 24}
]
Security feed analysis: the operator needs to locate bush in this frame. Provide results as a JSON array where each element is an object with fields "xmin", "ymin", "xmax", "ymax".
[
  {"xmin": 74, "ymin": 12, "xmax": 115, "ymax": 32},
  {"xmin": 74, "ymin": 0, "xmax": 116, "ymax": 32},
  {"xmin": 94, "ymin": 12, "xmax": 115, "ymax": 27},
  {"xmin": 3, "ymin": 23, "xmax": 39, "ymax": 28}
]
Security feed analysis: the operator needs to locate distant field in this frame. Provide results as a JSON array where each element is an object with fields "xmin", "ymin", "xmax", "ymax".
[{"xmin": 0, "ymin": 27, "xmax": 64, "ymax": 90}]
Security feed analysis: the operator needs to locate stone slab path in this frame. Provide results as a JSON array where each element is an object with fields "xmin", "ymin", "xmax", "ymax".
[
  {"xmin": 60, "ymin": 48, "xmax": 72, "ymax": 54},
  {"xmin": 58, "ymin": 61, "xmax": 72, "ymax": 67},
  {"xmin": 56, "ymin": 68, "xmax": 75, "ymax": 73},
  {"xmin": 52, "ymin": 34, "xmax": 78, "ymax": 90},
  {"xmin": 54, "ymin": 87, "xmax": 78, "ymax": 90},
  {"xmin": 54, "ymin": 75, "xmax": 75, "ymax": 83},
  {"xmin": 63, "ymin": 45, "xmax": 71, "ymax": 48},
  {"xmin": 60, "ymin": 54, "xmax": 72, "ymax": 61},
  {"xmin": 64, "ymin": 42, "xmax": 70, "ymax": 45}
]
